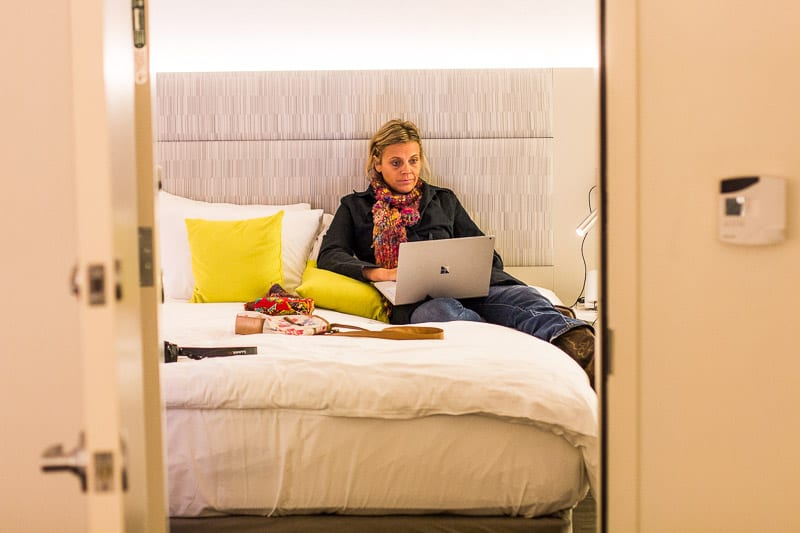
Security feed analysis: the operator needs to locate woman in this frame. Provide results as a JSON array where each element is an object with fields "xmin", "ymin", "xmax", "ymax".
[{"xmin": 317, "ymin": 119, "xmax": 595, "ymax": 382}]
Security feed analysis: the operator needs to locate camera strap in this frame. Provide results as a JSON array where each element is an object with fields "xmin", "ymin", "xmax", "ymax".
[{"xmin": 164, "ymin": 341, "xmax": 257, "ymax": 363}]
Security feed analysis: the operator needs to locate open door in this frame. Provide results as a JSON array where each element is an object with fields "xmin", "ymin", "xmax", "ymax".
[{"xmin": 36, "ymin": 0, "xmax": 166, "ymax": 531}]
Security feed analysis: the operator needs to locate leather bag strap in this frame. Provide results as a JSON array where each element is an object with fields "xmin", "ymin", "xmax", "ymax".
[{"xmin": 328, "ymin": 324, "xmax": 444, "ymax": 340}]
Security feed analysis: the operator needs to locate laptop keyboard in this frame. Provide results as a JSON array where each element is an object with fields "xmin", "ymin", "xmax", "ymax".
[{"xmin": 380, "ymin": 283, "xmax": 396, "ymax": 301}]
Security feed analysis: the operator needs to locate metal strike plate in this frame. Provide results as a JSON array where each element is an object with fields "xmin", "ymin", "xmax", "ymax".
[
  {"xmin": 93, "ymin": 451, "xmax": 115, "ymax": 492},
  {"xmin": 138, "ymin": 226, "xmax": 155, "ymax": 287},
  {"xmin": 87, "ymin": 264, "xmax": 106, "ymax": 306}
]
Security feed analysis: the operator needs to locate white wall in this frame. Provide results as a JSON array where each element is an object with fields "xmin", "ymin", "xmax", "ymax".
[
  {"xmin": 553, "ymin": 69, "xmax": 600, "ymax": 303},
  {"xmin": 607, "ymin": 0, "xmax": 800, "ymax": 531},
  {"xmin": 149, "ymin": 0, "xmax": 598, "ymax": 72}
]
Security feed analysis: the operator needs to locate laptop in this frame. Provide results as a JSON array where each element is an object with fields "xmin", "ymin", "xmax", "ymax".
[{"xmin": 373, "ymin": 235, "xmax": 495, "ymax": 305}]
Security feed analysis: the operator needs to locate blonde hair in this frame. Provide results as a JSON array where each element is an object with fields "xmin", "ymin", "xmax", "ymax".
[{"xmin": 365, "ymin": 119, "xmax": 431, "ymax": 181}]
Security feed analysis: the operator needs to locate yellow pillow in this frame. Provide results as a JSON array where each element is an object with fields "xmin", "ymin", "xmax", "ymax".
[
  {"xmin": 185, "ymin": 213, "xmax": 284, "ymax": 303},
  {"xmin": 296, "ymin": 261, "xmax": 389, "ymax": 322}
]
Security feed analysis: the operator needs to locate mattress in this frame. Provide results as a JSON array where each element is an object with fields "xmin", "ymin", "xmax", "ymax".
[{"xmin": 160, "ymin": 301, "xmax": 598, "ymax": 518}]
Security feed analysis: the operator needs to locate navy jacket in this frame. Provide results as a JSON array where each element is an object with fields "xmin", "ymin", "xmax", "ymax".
[{"xmin": 317, "ymin": 182, "xmax": 524, "ymax": 323}]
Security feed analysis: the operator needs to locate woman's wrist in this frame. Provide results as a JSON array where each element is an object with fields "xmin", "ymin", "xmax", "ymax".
[
  {"xmin": 362, "ymin": 266, "xmax": 376, "ymax": 281},
  {"xmin": 363, "ymin": 267, "xmax": 396, "ymax": 282},
  {"xmin": 362, "ymin": 267, "xmax": 381, "ymax": 281}
]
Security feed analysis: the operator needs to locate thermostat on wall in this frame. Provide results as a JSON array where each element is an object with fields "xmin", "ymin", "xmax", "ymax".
[{"xmin": 719, "ymin": 176, "xmax": 786, "ymax": 245}]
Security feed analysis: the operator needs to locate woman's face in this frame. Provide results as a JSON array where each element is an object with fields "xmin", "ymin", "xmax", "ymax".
[{"xmin": 375, "ymin": 141, "xmax": 421, "ymax": 194}]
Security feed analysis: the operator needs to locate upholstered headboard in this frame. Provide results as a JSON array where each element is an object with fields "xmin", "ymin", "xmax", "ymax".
[{"xmin": 155, "ymin": 69, "xmax": 554, "ymax": 268}]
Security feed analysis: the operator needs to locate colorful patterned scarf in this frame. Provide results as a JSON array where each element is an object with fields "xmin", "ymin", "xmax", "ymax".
[{"xmin": 371, "ymin": 177, "xmax": 423, "ymax": 268}]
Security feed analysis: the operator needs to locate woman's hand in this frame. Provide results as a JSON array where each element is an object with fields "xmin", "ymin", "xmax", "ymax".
[{"xmin": 363, "ymin": 267, "xmax": 397, "ymax": 282}]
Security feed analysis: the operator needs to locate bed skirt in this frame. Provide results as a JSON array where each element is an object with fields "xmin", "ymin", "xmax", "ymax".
[{"xmin": 169, "ymin": 511, "xmax": 572, "ymax": 533}]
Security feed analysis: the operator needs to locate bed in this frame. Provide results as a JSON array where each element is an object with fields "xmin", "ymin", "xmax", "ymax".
[{"xmin": 155, "ymin": 68, "xmax": 598, "ymax": 531}]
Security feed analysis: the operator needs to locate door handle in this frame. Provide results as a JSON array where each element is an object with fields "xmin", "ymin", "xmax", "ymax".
[{"xmin": 41, "ymin": 432, "xmax": 88, "ymax": 491}]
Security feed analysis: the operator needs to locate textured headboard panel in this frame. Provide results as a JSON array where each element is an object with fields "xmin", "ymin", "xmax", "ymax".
[{"xmin": 155, "ymin": 69, "xmax": 554, "ymax": 266}]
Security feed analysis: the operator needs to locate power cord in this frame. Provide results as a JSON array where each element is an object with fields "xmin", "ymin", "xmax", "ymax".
[{"xmin": 569, "ymin": 185, "xmax": 597, "ymax": 309}]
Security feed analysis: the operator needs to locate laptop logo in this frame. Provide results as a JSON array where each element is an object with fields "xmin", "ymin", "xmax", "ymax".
[{"xmin": 440, "ymin": 266, "xmax": 450, "ymax": 275}]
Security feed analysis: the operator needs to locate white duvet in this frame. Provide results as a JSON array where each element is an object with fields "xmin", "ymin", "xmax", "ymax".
[{"xmin": 160, "ymin": 302, "xmax": 599, "ymax": 497}]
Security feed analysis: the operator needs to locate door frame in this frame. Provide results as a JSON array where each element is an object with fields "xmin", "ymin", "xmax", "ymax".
[{"xmin": 601, "ymin": 0, "xmax": 642, "ymax": 530}]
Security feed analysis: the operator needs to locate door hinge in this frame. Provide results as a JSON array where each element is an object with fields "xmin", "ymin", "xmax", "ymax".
[
  {"xmin": 132, "ymin": 0, "xmax": 145, "ymax": 48},
  {"xmin": 132, "ymin": 0, "xmax": 149, "ymax": 84}
]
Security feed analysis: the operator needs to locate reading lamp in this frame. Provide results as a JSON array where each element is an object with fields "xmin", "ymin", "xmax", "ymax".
[
  {"xmin": 575, "ymin": 208, "xmax": 598, "ymax": 237},
  {"xmin": 575, "ymin": 208, "xmax": 599, "ymax": 309}
]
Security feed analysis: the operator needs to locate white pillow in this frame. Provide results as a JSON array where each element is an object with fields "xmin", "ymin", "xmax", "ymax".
[
  {"xmin": 307, "ymin": 213, "xmax": 334, "ymax": 262},
  {"xmin": 534, "ymin": 286, "xmax": 563, "ymax": 306},
  {"xmin": 157, "ymin": 190, "xmax": 320, "ymax": 300},
  {"xmin": 279, "ymin": 209, "xmax": 324, "ymax": 292}
]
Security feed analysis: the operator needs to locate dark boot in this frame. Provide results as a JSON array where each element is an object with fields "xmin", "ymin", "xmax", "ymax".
[{"xmin": 552, "ymin": 326, "xmax": 595, "ymax": 387}]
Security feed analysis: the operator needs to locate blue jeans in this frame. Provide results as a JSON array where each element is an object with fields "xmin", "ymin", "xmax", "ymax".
[{"xmin": 408, "ymin": 285, "xmax": 589, "ymax": 342}]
